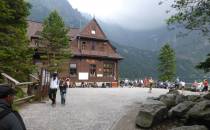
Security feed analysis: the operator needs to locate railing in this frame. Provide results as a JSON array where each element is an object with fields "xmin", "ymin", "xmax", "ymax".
[
  {"xmin": 1, "ymin": 73, "xmax": 40, "ymax": 105},
  {"xmin": 80, "ymin": 50, "xmax": 120, "ymax": 59}
]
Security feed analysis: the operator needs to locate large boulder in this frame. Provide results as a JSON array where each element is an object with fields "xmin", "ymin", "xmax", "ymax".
[
  {"xmin": 147, "ymin": 96, "xmax": 159, "ymax": 100},
  {"xmin": 186, "ymin": 100, "xmax": 210, "ymax": 128},
  {"xmin": 167, "ymin": 89, "xmax": 180, "ymax": 95},
  {"xmin": 135, "ymin": 99, "xmax": 167, "ymax": 128},
  {"xmin": 160, "ymin": 94, "xmax": 176, "ymax": 108},
  {"xmin": 170, "ymin": 125, "xmax": 208, "ymax": 130},
  {"xmin": 203, "ymin": 93, "xmax": 210, "ymax": 100},
  {"xmin": 169, "ymin": 101, "xmax": 195, "ymax": 118},
  {"xmin": 186, "ymin": 95, "xmax": 201, "ymax": 102},
  {"xmin": 175, "ymin": 94, "xmax": 187, "ymax": 105}
]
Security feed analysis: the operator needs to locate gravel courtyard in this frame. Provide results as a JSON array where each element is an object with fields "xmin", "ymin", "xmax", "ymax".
[{"xmin": 20, "ymin": 88, "xmax": 169, "ymax": 130}]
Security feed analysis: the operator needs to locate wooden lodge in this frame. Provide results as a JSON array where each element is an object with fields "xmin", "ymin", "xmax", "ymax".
[{"xmin": 27, "ymin": 18, "xmax": 123, "ymax": 87}]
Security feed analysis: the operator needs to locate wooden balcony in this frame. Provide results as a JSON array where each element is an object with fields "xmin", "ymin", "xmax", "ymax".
[{"xmin": 72, "ymin": 50, "xmax": 123, "ymax": 60}]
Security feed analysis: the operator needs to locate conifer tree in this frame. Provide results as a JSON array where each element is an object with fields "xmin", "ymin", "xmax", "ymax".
[
  {"xmin": 41, "ymin": 10, "xmax": 70, "ymax": 72},
  {"xmin": 0, "ymin": 0, "xmax": 34, "ymax": 82},
  {"xmin": 158, "ymin": 43, "xmax": 176, "ymax": 81},
  {"xmin": 164, "ymin": 0, "xmax": 210, "ymax": 72}
]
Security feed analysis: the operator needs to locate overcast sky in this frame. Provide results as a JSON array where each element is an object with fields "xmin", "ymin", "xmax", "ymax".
[{"xmin": 68, "ymin": 0, "xmax": 174, "ymax": 30}]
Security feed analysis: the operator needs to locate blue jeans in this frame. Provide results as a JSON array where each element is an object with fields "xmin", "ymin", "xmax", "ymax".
[{"xmin": 60, "ymin": 90, "xmax": 66, "ymax": 104}]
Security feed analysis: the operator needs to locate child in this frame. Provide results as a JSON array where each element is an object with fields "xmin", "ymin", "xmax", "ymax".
[{"xmin": 59, "ymin": 78, "xmax": 68, "ymax": 105}]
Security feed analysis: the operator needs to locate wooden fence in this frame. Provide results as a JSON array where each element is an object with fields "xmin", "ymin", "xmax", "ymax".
[{"xmin": 1, "ymin": 70, "xmax": 50, "ymax": 105}]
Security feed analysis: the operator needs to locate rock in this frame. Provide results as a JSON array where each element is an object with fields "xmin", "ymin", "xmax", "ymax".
[
  {"xmin": 187, "ymin": 95, "xmax": 201, "ymax": 102},
  {"xmin": 175, "ymin": 94, "xmax": 187, "ymax": 105},
  {"xmin": 147, "ymin": 96, "xmax": 159, "ymax": 100},
  {"xmin": 203, "ymin": 93, "xmax": 210, "ymax": 100},
  {"xmin": 159, "ymin": 94, "xmax": 165, "ymax": 99},
  {"xmin": 160, "ymin": 94, "xmax": 176, "ymax": 108},
  {"xmin": 187, "ymin": 100, "xmax": 210, "ymax": 128},
  {"xmin": 167, "ymin": 89, "xmax": 180, "ymax": 95},
  {"xmin": 135, "ymin": 99, "xmax": 167, "ymax": 128},
  {"xmin": 170, "ymin": 125, "xmax": 208, "ymax": 130},
  {"xmin": 169, "ymin": 101, "xmax": 195, "ymax": 118}
]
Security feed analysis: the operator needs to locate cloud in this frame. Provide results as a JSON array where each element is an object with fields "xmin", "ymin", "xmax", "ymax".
[{"xmin": 68, "ymin": 0, "xmax": 174, "ymax": 30}]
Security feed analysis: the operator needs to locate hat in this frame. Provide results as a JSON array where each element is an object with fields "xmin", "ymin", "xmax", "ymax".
[
  {"xmin": 0, "ymin": 84, "xmax": 16, "ymax": 98},
  {"xmin": 52, "ymin": 72, "xmax": 58, "ymax": 76}
]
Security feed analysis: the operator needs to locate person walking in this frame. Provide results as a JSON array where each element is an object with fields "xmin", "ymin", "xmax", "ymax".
[
  {"xmin": 148, "ymin": 77, "xmax": 154, "ymax": 93},
  {"xmin": 49, "ymin": 73, "xmax": 59, "ymax": 106},
  {"xmin": 59, "ymin": 78, "xmax": 68, "ymax": 105},
  {"xmin": 0, "ymin": 84, "xmax": 26, "ymax": 130},
  {"xmin": 66, "ymin": 78, "xmax": 70, "ymax": 88}
]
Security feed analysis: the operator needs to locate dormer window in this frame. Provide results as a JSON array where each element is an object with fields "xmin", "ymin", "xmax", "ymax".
[{"xmin": 91, "ymin": 30, "xmax": 96, "ymax": 35}]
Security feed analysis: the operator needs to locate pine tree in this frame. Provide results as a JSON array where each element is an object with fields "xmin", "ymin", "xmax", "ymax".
[
  {"xmin": 158, "ymin": 43, "xmax": 176, "ymax": 81},
  {"xmin": 0, "ymin": 0, "xmax": 34, "ymax": 82},
  {"xmin": 40, "ymin": 10, "xmax": 70, "ymax": 72}
]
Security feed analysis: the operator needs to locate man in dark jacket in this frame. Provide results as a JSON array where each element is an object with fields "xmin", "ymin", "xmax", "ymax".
[{"xmin": 0, "ymin": 84, "xmax": 26, "ymax": 130}]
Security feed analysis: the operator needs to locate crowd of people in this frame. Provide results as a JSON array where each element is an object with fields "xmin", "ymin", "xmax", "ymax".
[
  {"xmin": 191, "ymin": 79, "xmax": 209, "ymax": 92},
  {"xmin": 120, "ymin": 77, "xmax": 209, "ymax": 93},
  {"xmin": 120, "ymin": 77, "xmax": 154, "ymax": 88}
]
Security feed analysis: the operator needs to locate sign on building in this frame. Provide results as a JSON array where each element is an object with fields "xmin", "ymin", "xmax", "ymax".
[{"xmin": 79, "ymin": 72, "xmax": 89, "ymax": 80}]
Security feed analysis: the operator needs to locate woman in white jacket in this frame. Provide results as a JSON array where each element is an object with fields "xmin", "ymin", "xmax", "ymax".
[{"xmin": 49, "ymin": 73, "xmax": 59, "ymax": 105}]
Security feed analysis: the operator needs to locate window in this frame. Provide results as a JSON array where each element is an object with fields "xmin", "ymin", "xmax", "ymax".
[
  {"xmin": 103, "ymin": 63, "xmax": 114, "ymax": 77},
  {"xmin": 90, "ymin": 64, "xmax": 96, "ymax": 77},
  {"xmin": 70, "ymin": 64, "xmax": 77, "ymax": 76},
  {"xmin": 34, "ymin": 39, "xmax": 38, "ymax": 46},
  {"xmin": 81, "ymin": 41, "xmax": 86, "ymax": 50},
  {"xmin": 92, "ymin": 41, "xmax": 96, "ymax": 50},
  {"xmin": 33, "ymin": 49, "xmax": 40, "ymax": 60},
  {"xmin": 91, "ymin": 30, "xmax": 96, "ymax": 35}
]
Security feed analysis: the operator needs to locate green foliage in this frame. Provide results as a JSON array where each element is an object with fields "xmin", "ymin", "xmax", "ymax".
[
  {"xmin": 15, "ymin": 87, "xmax": 25, "ymax": 99},
  {"xmin": 0, "ymin": 0, "xmax": 35, "ymax": 82},
  {"xmin": 12, "ymin": 103, "xmax": 19, "ymax": 111},
  {"xmin": 158, "ymin": 43, "xmax": 176, "ymax": 81},
  {"xmin": 196, "ymin": 54, "xmax": 210, "ymax": 72},
  {"xmin": 167, "ymin": 0, "xmax": 210, "ymax": 34},
  {"xmin": 113, "ymin": 41, "xmax": 202, "ymax": 82},
  {"xmin": 40, "ymin": 10, "xmax": 71, "ymax": 72},
  {"xmin": 167, "ymin": 0, "xmax": 210, "ymax": 72}
]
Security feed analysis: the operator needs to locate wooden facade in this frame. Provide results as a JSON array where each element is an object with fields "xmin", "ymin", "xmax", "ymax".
[{"xmin": 27, "ymin": 18, "xmax": 123, "ymax": 87}]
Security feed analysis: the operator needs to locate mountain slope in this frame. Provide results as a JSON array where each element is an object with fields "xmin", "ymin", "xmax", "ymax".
[
  {"xmin": 112, "ymin": 42, "xmax": 203, "ymax": 81},
  {"xmin": 27, "ymin": 0, "xmax": 88, "ymax": 27},
  {"xmin": 27, "ymin": 0, "xmax": 207, "ymax": 81}
]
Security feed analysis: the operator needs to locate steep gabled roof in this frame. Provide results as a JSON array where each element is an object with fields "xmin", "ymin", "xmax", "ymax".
[
  {"xmin": 27, "ymin": 19, "xmax": 108, "ymax": 41},
  {"xmin": 67, "ymin": 27, "xmax": 80, "ymax": 40},
  {"xmin": 27, "ymin": 20, "xmax": 80, "ymax": 40},
  {"xmin": 27, "ymin": 20, "xmax": 123, "ymax": 60},
  {"xmin": 27, "ymin": 20, "xmax": 43, "ymax": 39},
  {"xmin": 78, "ymin": 18, "xmax": 108, "ymax": 40}
]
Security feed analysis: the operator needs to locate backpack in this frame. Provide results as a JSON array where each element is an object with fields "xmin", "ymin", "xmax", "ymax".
[
  {"xmin": 0, "ymin": 106, "xmax": 26, "ymax": 130},
  {"xmin": 0, "ymin": 107, "xmax": 11, "ymax": 121}
]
